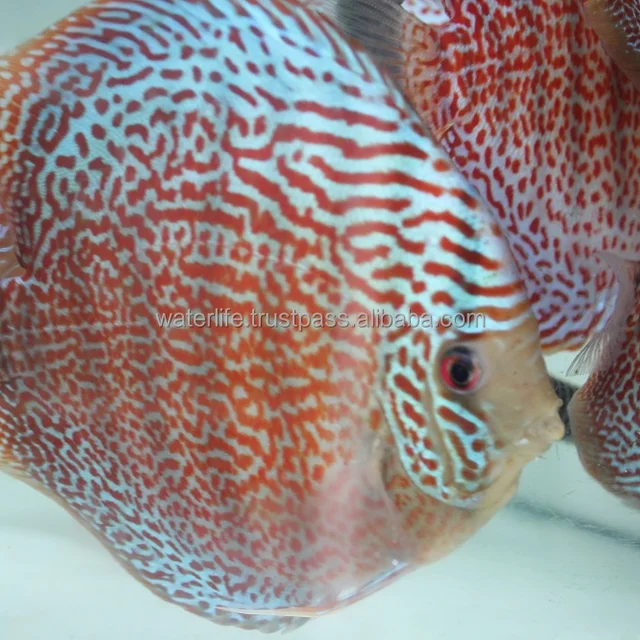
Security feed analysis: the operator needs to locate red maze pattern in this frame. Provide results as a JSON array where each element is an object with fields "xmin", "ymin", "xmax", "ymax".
[
  {"xmin": 0, "ymin": 0, "xmax": 530, "ymax": 631},
  {"xmin": 571, "ymin": 286, "xmax": 640, "ymax": 504},
  {"xmin": 404, "ymin": 0, "xmax": 640, "ymax": 353}
]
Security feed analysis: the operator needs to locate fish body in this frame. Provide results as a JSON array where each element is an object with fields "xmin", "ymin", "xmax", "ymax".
[
  {"xmin": 568, "ymin": 282, "xmax": 640, "ymax": 506},
  {"xmin": 560, "ymin": 1, "xmax": 640, "ymax": 506},
  {"xmin": 0, "ymin": 0, "xmax": 563, "ymax": 631},
  {"xmin": 315, "ymin": 0, "xmax": 640, "ymax": 505},
  {"xmin": 317, "ymin": 0, "xmax": 640, "ymax": 357}
]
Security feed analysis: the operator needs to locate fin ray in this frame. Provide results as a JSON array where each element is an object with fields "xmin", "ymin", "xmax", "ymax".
[
  {"xmin": 306, "ymin": 0, "xmax": 420, "ymax": 83},
  {"xmin": 567, "ymin": 252, "xmax": 639, "ymax": 376},
  {"xmin": 583, "ymin": 0, "xmax": 640, "ymax": 91}
]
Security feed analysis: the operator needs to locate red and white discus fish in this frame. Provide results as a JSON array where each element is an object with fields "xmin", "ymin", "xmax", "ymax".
[
  {"xmin": 315, "ymin": 0, "xmax": 640, "ymax": 505},
  {"xmin": 562, "ymin": 0, "xmax": 640, "ymax": 505},
  {"xmin": 316, "ymin": 0, "xmax": 640, "ymax": 358},
  {"xmin": 0, "ymin": 0, "xmax": 564, "ymax": 631}
]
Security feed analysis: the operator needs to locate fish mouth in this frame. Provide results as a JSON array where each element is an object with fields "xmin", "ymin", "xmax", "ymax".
[
  {"xmin": 512, "ymin": 412, "xmax": 566, "ymax": 459},
  {"xmin": 447, "ymin": 412, "xmax": 566, "ymax": 512}
]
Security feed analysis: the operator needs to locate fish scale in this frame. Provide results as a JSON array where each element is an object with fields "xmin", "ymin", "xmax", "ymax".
[{"xmin": 0, "ymin": 0, "xmax": 563, "ymax": 631}]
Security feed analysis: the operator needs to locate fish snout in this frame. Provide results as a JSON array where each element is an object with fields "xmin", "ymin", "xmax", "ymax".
[
  {"xmin": 466, "ymin": 410, "xmax": 565, "ymax": 512},
  {"xmin": 520, "ymin": 410, "xmax": 566, "ymax": 457}
]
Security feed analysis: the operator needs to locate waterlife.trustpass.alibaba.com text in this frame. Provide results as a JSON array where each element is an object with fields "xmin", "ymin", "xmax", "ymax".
[{"xmin": 155, "ymin": 309, "xmax": 486, "ymax": 331}]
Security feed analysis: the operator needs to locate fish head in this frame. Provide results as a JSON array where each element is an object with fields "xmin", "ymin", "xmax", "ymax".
[
  {"xmin": 378, "ymin": 190, "xmax": 565, "ymax": 514},
  {"xmin": 431, "ymin": 316, "xmax": 565, "ymax": 511}
]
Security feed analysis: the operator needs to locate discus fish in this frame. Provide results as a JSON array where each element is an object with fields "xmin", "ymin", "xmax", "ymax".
[
  {"xmin": 314, "ymin": 0, "xmax": 640, "ymax": 505},
  {"xmin": 562, "ymin": 0, "xmax": 640, "ymax": 505},
  {"xmin": 0, "ymin": 0, "xmax": 564, "ymax": 631},
  {"xmin": 314, "ymin": 0, "xmax": 640, "ymax": 362}
]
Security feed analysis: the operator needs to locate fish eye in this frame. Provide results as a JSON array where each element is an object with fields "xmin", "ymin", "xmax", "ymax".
[{"xmin": 439, "ymin": 345, "xmax": 483, "ymax": 393}]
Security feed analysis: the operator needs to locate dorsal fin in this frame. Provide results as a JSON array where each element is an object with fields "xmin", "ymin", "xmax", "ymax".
[{"xmin": 306, "ymin": 0, "xmax": 436, "ymax": 84}]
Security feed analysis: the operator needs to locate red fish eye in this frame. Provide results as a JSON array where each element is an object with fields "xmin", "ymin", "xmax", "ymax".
[{"xmin": 439, "ymin": 346, "xmax": 482, "ymax": 393}]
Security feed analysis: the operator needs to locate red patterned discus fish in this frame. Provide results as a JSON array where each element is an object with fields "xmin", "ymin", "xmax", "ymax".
[
  {"xmin": 0, "ymin": 0, "xmax": 564, "ymax": 631},
  {"xmin": 316, "ymin": 0, "xmax": 640, "ymax": 363},
  {"xmin": 555, "ymin": 1, "xmax": 640, "ymax": 507},
  {"xmin": 316, "ymin": 0, "xmax": 640, "ymax": 507}
]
